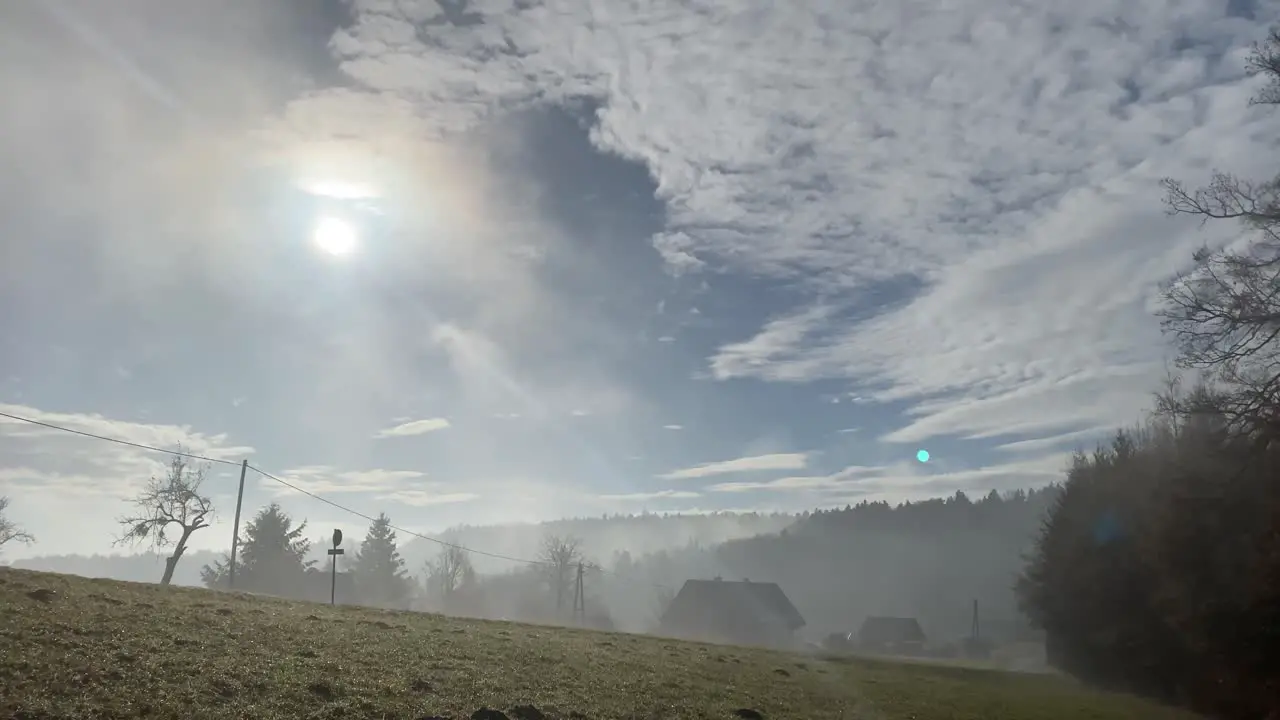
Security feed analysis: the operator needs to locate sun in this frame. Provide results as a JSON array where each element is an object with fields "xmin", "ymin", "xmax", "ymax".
[{"xmin": 312, "ymin": 216, "xmax": 358, "ymax": 257}]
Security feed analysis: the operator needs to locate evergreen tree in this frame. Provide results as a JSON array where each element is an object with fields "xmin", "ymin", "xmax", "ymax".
[
  {"xmin": 200, "ymin": 503, "xmax": 313, "ymax": 596},
  {"xmin": 352, "ymin": 513, "xmax": 411, "ymax": 608}
]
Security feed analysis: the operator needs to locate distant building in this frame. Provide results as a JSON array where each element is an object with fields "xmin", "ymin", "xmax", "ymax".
[
  {"xmin": 857, "ymin": 616, "xmax": 927, "ymax": 655},
  {"xmin": 658, "ymin": 577, "xmax": 805, "ymax": 648}
]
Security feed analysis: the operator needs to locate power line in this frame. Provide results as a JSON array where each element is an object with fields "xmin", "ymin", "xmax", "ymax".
[
  {"xmin": 0, "ymin": 407, "xmax": 675, "ymax": 592},
  {"xmin": 0, "ymin": 408, "xmax": 550, "ymax": 567},
  {"xmin": 248, "ymin": 464, "xmax": 552, "ymax": 568},
  {"xmin": 0, "ymin": 410, "xmax": 243, "ymax": 467}
]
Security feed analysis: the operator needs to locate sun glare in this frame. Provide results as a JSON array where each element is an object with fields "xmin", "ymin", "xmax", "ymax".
[{"xmin": 312, "ymin": 216, "xmax": 358, "ymax": 257}]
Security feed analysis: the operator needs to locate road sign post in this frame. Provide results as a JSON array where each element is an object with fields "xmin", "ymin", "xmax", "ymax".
[{"xmin": 328, "ymin": 529, "xmax": 344, "ymax": 606}]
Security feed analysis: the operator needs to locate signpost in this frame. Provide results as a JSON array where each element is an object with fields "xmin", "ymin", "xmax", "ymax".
[{"xmin": 328, "ymin": 528, "xmax": 344, "ymax": 606}]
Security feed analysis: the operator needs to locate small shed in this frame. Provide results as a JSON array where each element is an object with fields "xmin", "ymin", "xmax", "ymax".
[
  {"xmin": 857, "ymin": 616, "xmax": 927, "ymax": 655},
  {"xmin": 659, "ymin": 577, "xmax": 805, "ymax": 649}
]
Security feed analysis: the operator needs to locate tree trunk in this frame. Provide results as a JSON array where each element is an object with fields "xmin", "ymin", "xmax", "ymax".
[{"xmin": 160, "ymin": 529, "xmax": 194, "ymax": 586}]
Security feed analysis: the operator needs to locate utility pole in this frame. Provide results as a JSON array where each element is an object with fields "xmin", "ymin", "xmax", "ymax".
[
  {"xmin": 556, "ymin": 564, "xmax": 565, "ymax": 614},
  {"xmin": 227, "ymin": 459, "xmax": 248, "ymax": 590},
  {"xmin": 572, "ymin": 561, "xmax": 586, "ymax": 626}
]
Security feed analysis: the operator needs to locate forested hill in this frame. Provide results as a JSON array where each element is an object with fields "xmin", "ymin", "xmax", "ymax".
[
  {"xmin": 11, "ymin": 550, "xmax": 223, "ymax": 588},
  {"xmin": 724, "ymin": 488, "xmax": 1060, "ymax": 641},
  {"xmin": 401, "ymin": 510, "xmax": 799, "ymax": 573},
  {"xmin": 9, "ymin": 511, "xmax": 799, "ymax": 588},
  {"xmin": 597, "ymin": 487, "xmax": 1061, "ymax": 642}
]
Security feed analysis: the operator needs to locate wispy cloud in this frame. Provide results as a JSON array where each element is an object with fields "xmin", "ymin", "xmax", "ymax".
[
  {"xmin": 378, "ymin": 489, "xmax": 479, "ymax": 507},
  {"xmin": 0, "ymin": 403, "xmax": 255, "ymax": 461},
  {"xmin": 374, "ymin": 418, "xmax": 451, "ymax": 438},
  {"xmin": 708, "ymin": 464, "xmax": 878, "ymax": 493},
  {"xmin": 268, "ymin": 466, "xmax": 427, "ymax": 495},
  {"xmin": 995, "ymin": 428, "xmax": 1113, "ymax": 456},
  {"xmin": 597, "ymin": 489, "xmax": 701, "ymax": 501},
  {"xmin": 313, "ymin": 0, "xmax": 1280, "ymax": 450},
  {"xmin": 659, "ymin": 453, "xmax": 808, "ymax": 480},
  {"xmin": 5, "ymin": 0, "xmax": 1277, "ymax": 558},
  {"xmin": 0, "ymin": 402, "xmax": 256, "ymax": 557}
]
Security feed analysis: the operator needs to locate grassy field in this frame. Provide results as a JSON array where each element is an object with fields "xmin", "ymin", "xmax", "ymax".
[{"xmin": 1, "ymin": 567, "xmax": 1201, "ymax": 720}]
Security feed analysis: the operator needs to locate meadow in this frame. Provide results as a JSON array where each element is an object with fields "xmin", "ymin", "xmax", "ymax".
[{"xmin": 0, "ymin": 567, "xmax": 1201, "ymax": 719}]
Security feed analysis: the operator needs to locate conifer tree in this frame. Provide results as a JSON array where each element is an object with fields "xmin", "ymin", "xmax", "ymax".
[
  {"xmin": 200, "ymin": 503, "xmax": 313, "ymax": 594},
  {"xmin": 352, "ymin": 513, "xmax": 411, "ymax": 608}
]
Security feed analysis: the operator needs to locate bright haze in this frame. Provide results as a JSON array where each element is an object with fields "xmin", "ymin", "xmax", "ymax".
[{"xmin": 0, "ymin": 0, "xmax": 1274, "ymax": 559}]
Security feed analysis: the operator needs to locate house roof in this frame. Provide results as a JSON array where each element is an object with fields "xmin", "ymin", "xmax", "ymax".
[
  {"xmin": 660, "ymin": 578, "xmax": 806, "ymax": 633},
  {"xmin": 858, "ymin": 616, "xmax": 926, "ymax": 644}
]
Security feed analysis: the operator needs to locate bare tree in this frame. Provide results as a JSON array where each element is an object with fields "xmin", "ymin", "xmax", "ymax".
[
  {"xmin": 0, "ymin": 496, "xmax": 35, "ymax": 549},
  {"xmin": 650, "ymin": 584, "xmax": 675, "ymax": 630},
  {"xmin": 115, "ymin": 453, "xmax": 215, "ymax": 586},
  {"xmin": 538, "ymin": 533, "xmax": 584, "ymax": 614},
  {"xmin": 424, "ymin": 544, "xmax": 474, "ymax": 605},
  {"xmin": 1160, "ymin": 30, "xmax": 1280, "ymax": 442}
]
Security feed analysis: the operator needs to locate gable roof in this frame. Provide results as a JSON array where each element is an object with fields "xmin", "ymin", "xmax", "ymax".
[
  {"xmin": 661, "ymin": 578, "xmax": 806, "ymax": 633},
  {"xmin": 858, "ymin": 616, "xmax": 926, "ymax": 644}
]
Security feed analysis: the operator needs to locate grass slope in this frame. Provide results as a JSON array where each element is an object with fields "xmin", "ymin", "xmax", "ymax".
[{"xmin": 1, "ymin": 567, "xmax": 1199, "ymax": 720}]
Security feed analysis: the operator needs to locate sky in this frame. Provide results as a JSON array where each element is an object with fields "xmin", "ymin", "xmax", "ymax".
[{"xmin": 1, "ymin": 0, "xmax": 1278, "ymax": 560}]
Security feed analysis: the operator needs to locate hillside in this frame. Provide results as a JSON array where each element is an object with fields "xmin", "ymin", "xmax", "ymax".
[
  {"xmin": 402, "ymin": 511, "xmax": 800, "ymax": 573},
  {"xmin": 0, "ymin": 567, "xmax": 1198, "ymax": 720},
  {"xmin": 8, "ymin": 511, "xmax": 799, "ymax": 591},
  {"xmin": 592, "ymin": 488, "xmax": 1059, "ymax": 642}
]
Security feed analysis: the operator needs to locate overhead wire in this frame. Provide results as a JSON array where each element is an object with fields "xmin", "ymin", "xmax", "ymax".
[
  {"xmin": 17, "ymin": 0, "xmax": 681, "ymax": 594},
  {"xmin": 247, "ymin": 463, "xmax": 551, "ymax": 567},
  {"xmin": 0, "ymin": 408, "xmax": 677, "ymax": 590},
  {"xmin": 0, "ymin": 410, "xmax": 244, "ymax": 468}
]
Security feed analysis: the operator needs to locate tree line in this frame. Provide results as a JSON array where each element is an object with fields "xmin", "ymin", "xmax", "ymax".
[
  {"xmin": 589, "ymin": 486, "xmax": 1061, "ymax": 642},
  {"xmin": 188, "ymin": 497, "xmax": 607, "ymax": 624},
  {"xmin": 1015, "ymin": 28, "xmax": 1280, "ymax": 720}
]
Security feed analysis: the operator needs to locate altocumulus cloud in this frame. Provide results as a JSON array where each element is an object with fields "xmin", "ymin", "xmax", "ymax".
[
  {"xmin": 315, "ymin": 0, "xmax": 1280, "ymax": 454},
  {"xmin": 6, "ymin": 0, "xmax": 1280, "ymax": 557}
]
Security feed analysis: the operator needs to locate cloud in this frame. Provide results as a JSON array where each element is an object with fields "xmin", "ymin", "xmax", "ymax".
[
  {"xmin": 651, "ymin": 231, "xmax": 706, "ymax": 276},
  {"xmin": 995, "ymin": 428, "xmax": 1113, "ymax": 456},
  {"xmin": 658, "ymin": 453, "xmax": 808, "ymax": 480},
  {"xmin": 0, "ymin": 402, "xmax": 256, "ymax": 558},
  {"xmin": 828, "ymin": 454, "xmax": 1074, "ymax": 504},
  {"xmin": 373, "ymin": 418, "xmax": 452, "ymax": 438},
  {"xmin": 266, "ymin": 466, "xmax": 427, "ymax": 495},
  {"xmin": 308, "ymin": 0, "xmax": 1279, "ymax": 449},
  {"xmin": 377, "ymin": 489, "xmax": 480, "ymax": 507},
  {"xmin": 708, "ymin": 455, "xmax": 1069, "ymax": 502},
  {"xmin": 7, "ymin": 0, "xmax": 1280, "ymax": 557},
  {"xmin": 0, "ymin": 402, "xmax": 255, "ymax": 462},
  {"xmin": 707, "ymin": 464, "xmax": 879, "ymax": 493},
  {"xmin": 597, "ymin": 490, "xmax": 702, "ymax": 501}
]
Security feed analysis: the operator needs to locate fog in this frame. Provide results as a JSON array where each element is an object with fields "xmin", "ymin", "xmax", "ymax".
[{"xmin": 10, "ymin": 487, "xmax": 1055, "ymax": 670}]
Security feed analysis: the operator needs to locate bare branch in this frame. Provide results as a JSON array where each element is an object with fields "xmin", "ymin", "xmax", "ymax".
[
  {"xmin": 424, "ymin": 544, "xmax": 474, "ymax": 608},
  {"xmin": 0, "ymin": 496, "xmax": 36, "ymax": 548},
  {"xmin": 114, "ymin": 449, "xmax": 217, "ymax": 585},
  {"xmin": 1247, "ymin": 28, "xmax": 1280, "ymax": 106}
]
